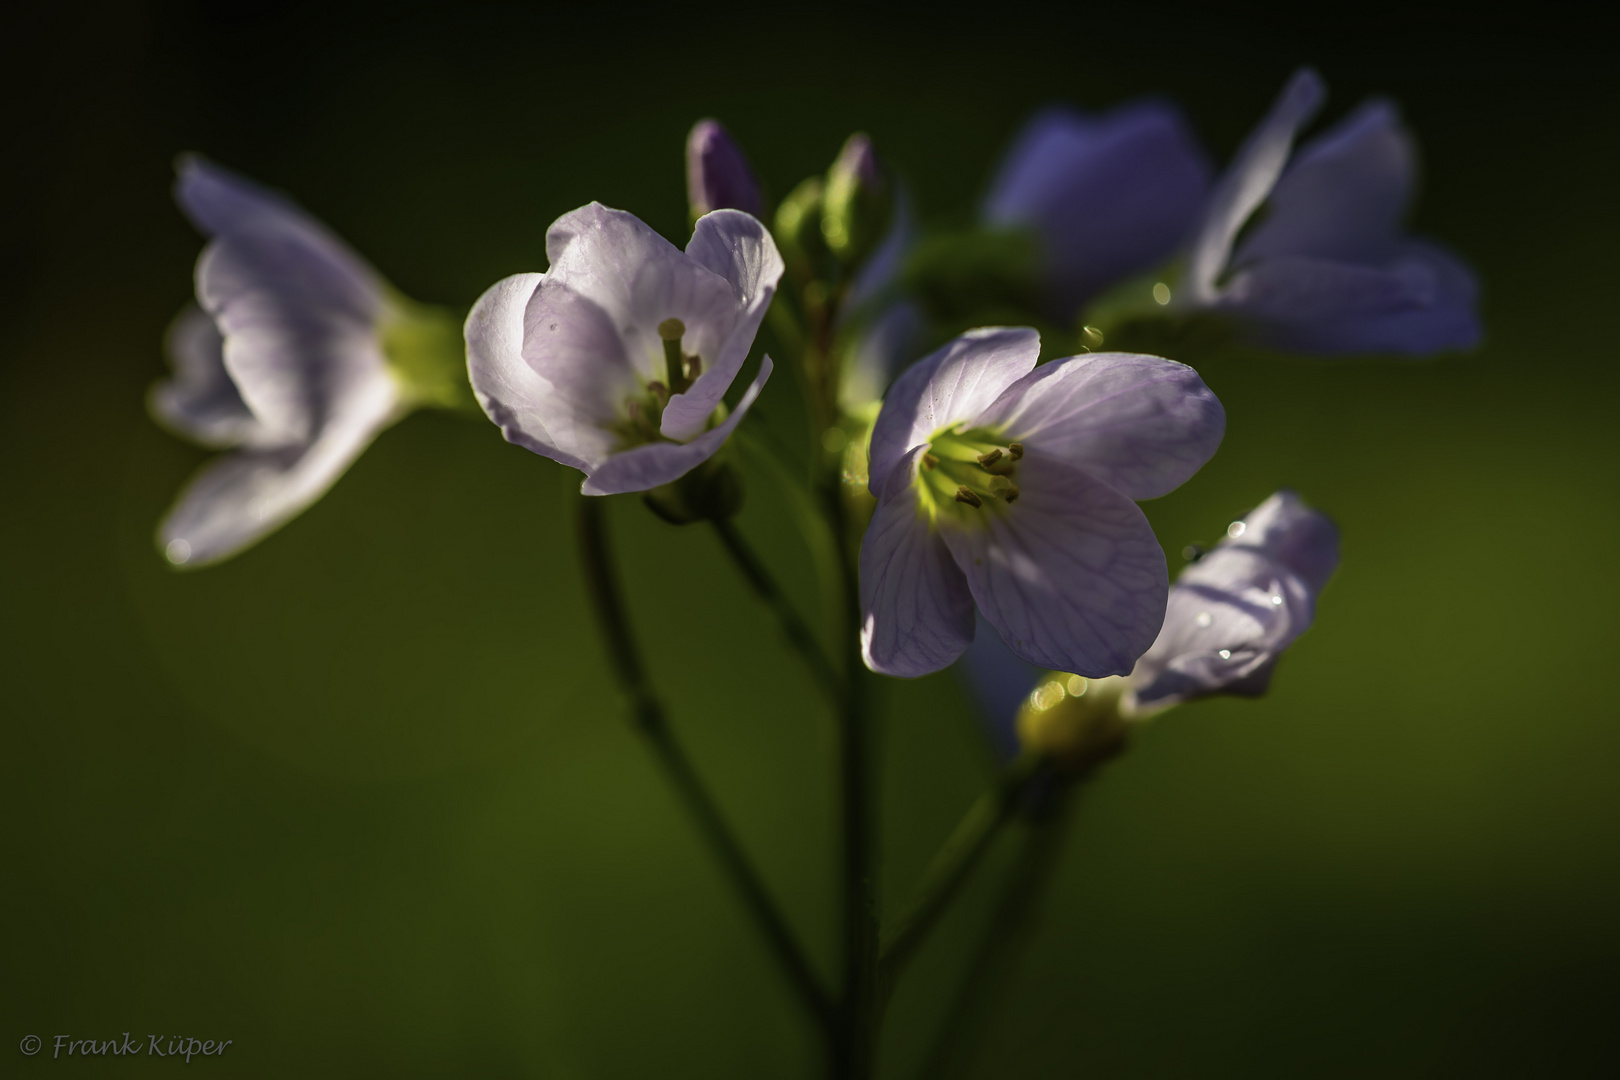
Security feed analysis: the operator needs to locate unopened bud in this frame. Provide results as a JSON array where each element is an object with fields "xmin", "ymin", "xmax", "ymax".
[
  {"xmin": 686, "ymin": 120, "xmax": 764, "ymax": 220},
  {"xmin": 775, "ymin": 176, "xmax": 829, "ymax": 280},
  {"xmin": 1016, "ymin": 674, "xmax": 1129, "ymax": 775},
  {"xmin": 821, "ymin": 133, "xmax": 891, "ymax": 270}
]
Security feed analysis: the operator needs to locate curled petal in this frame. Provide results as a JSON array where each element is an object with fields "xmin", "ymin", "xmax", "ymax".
[
  {"xmin": 1186, "ymin": 68, "xmax": 1325, "ymax": 302},
  {"xmin": 665, "ymin": 209, "xmax": 785, "ymax": 440},
  {"xmin": 984, "ymin": 101, "xmax": 1211, "ymax": 314},
  {"xmin": 941, "ymin": 453, "xmax": 1168, "ymax": 677},
  {"xmin": 157, "ymin": 363, "xmax": 400, "ymax": 567},
  {"xmin": 859, "ymin": 449, "xmax": 976, "ymax": 676},
  {"xmin": 1235, "ymin": 100, "xmax": 1415, "ymax": 266},
  {"xmin": 976, "ymin": 351, "xmax": 1225, "ymax": 500},
  {"xmin": 1218, "ymin": 243, "xmax": 1480, "ymax": 355},
  {"xmin": 149, "ymin": 305, "xmax": 264, "ymax": 448},
  {"xmin": 520, "ymin": 278, "xmax": 641, "ymax": 466},
  {"xmin": 867, "ymin": 326, "xmax": 1041, "ymax": 495},
  {"xmin": 581, "ymin": 356, "xmax": 774, "ymax": 496},
  {"xmin": 465, "ymin": 272, "xmax": 592, "ymax": 472}
]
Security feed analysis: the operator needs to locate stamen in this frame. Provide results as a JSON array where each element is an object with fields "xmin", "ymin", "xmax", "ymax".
[
  {"xmin": 989, "ymin": 476, "xmax": 1019, "ymax": 503},
  {"xmin": 954, "ymin": 486, "xmax": 983, "ymax": 508},
  {"xmin": 1007, "ymin": 442, "xmax": 1024, "ymax": 461},
  {"xmin": 977, "ymin": 448, "xmax": 1003, "ymax": 467},
  {"xmin": 922, "ymin": 453, "xmax": 940, "ymax": 469},
  {"xmin": 684, "ymin": 354, "xmax": 702, "ymax": 381},
  {"xmin": 647, "ymin": 380, "xmax": 669, "ymax": 406}
]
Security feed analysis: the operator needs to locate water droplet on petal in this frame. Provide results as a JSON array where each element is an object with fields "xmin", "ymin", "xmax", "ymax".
[
  {"xmin": 1271, "ymin": 594, "xmax": 1283, "ymax": 606},
  {"xmin": 1195, "ymin": 612, "xmax": 1213, "ymax": 628},
  {"xmin": 1227, "ymin": 521, "xmax": 1246, "ymax": 538},
  {"xmin": 165, "ymin": 539, "xmax": 192, "ymax": 565},
  {"xmin": 1218, "ymin": 649, "xmax": 1231, "ymax": 660}
]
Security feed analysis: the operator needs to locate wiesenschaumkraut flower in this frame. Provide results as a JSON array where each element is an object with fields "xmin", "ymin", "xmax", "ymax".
[
  {"xmin": 151, "ymin": 157, "xmax": 464, "ymax": 567},
  {"xmin": 1180, "ymin": 69, "xmax": 1480, "ymax": 355},
  {"xmin": 860, "ymin": 327, "xmax": 1225, "ymax": 677},
  {"xmin": 1128, "ymin": 489, "xmax": 1338, "ymax": 711},
  {"xmin": 686, "ymin": 120, "xmax": 765, "ymax": 220},
  {"xmin": 465, "ymin": 203, "xmax": 782, "ymax": 495},
  {"xmin": 983, "ymin": 101, "xmax": 1211, "ymax": 318}
]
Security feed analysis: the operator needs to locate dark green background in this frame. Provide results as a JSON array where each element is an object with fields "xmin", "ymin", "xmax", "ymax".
[{"xmin": 5, "ymin": 2, "xmax": 1616, "ymax": 1075}]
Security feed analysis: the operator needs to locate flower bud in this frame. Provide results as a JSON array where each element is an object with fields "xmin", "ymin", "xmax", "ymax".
[
  {"xmin": 686, "ymin": 119, "xmax": 764, "ymax": 221},
  {"xmin": 774, "ymin": 175, "xmax": 829, "ymax": 280},
  {"xmin": 1016, "ymin": 673, "xmax": 1129, "ymax": 775},
  {"xmin": 821, "ymin": 133, "xmax": 891, "ymax": 270}
]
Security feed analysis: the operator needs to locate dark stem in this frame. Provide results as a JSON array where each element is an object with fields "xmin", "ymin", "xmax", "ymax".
[
  {"xmin": 912, "ymin": 788, "xmax": 1081, "ymax": 1080},
  {"xmin": 876, "ymin": 756, "xmax": 1047, "ymax": 1004},
  {"xmin": 710, "ymin": 515, "xmax": 843, "ymax": 705},
  {"xmin": 575, "ymin": 493, "xmax": 836, "ymax": 1041}
]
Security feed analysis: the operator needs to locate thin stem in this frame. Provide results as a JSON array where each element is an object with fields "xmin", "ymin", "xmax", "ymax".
[
  {"xmin": 710, "ymin": 515, "xmax": 843, "ymax": 705},
  {"xmin": 575, "ymin": 493, "xmax": 836, "ymax": 1040},
  {"xmin": 913, "ymin": 788, "xmax": 1081, "ymax": 1080},
  {"xmin": 876, "ymin": 755, "xmax": 1046, "ymax": 1003}
]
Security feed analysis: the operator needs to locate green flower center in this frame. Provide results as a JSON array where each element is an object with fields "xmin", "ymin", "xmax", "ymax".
[
  {"xmin": 609, "ymin": 317, "xmax": 707, "ymax": 450},
  {"xmin": 916, "ymin": 425, "xmax": 1023, "ymax": 523}
]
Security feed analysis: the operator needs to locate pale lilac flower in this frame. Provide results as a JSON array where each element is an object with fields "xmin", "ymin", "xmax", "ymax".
[
  {"xmin": 1182, "ymin": 69, "xmax": 1481, "ymax": 355},
  {"xmin": 1127, "ymin": 490, "xmax": 1339, "ymax": 712},
  {"xmin": 151, "ymin": 156, "xmax": 417, "ymax": 567},
  {"xmin": 465, "ymin": 203, "xmax": 782, "ymax": 495},
  {"xmin": 983, "ymin": 101, "xmax": 1211, "ymax": 317},
  {"xmin": 686, "ymin": 120, "xmax": 764, "ymax": 219},
  {"xmin": 860, "ymin": 327, "xmax": 1225, "ymax": 677}
]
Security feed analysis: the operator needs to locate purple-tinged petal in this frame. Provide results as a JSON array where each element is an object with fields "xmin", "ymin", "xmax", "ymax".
[
  {"xmin": 1218, "ymin": 241, "xmax": 1480, "ymax": 355},
  {"xmin": 941, "ymin": 453, "xmax": 1167, "ymax": 676},
  {"xmin": 867, "ymin": 326, "xmax": 1041, "ymax": 495},
  {"xmin": 520, "ymin": 278, "xmax": 642, "ymax": 466},
  {"xmin": 985, "ymin": 101, "xmax": 1212, "ymax": 314},
  {"xmin": 176, "ymin": 155, "xmax": 383, "ymax": 321},
  {"xmin": 975, "ymin": 351, "xmax": 1225, "ymax": 500},
  {"xmin": 581, "ymin": 357, "xmax": 773, "ymax": 496},
  {"xmin": 859, "ymin": 448, "xmax": 976, "ymax": 676},
  {"xmin": 157, "ymin": 361, "xmax": 400, "ymax": 567},
  {"xmin": 1223, "ymin": 490, "xmax": 1340, "ymax": 595},
  {"xmin": 666, "ymin": 209, "xmax": 785, "ymax": 440},
  {"xmin": 149, "ymin": 304, "xmax": 265, "ymax": 449},
  {"xmin": 1235, "ymin": 100, "xmax": 1414, "ymax": 266},
  {"xmin": 465, "ymin": 272, "xmax": 593, "ymax": 472},
  {"xmin": 686, "ymin": 120, "xmax": 764, "ymax": 218},
  {"xmin": 543, "ymin": 202, "xmax": 739, "ymax": 387},
  {"xmin": 1186, "ymin": 69, "xmax": 1325, "ymax": 303},
  {"xmin": 955, "ymin": 615, "xmax": 1041, "ymax": 759}
]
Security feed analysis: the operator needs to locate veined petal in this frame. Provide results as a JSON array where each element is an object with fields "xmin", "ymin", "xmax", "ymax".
[
  {"xmin": 198, "ymin": 225, "xmax": 389, "ymax": 444},
  {"xmin": 976, "ymin": 351, "xmax": 1225, "ymax": 500},
  {"xmin": 867, "ymin": 326, "xmax": 1041, "ymax": 496},
  {"xmin": 581, "ymin": 356, "xmax": 774, "ymax": 496},
  {"xmin": 157, "ymin": 362, "xmax": 400, "ymax": 567},
  {"xmin": 1186, "ymin": 68, "xmax": 1325, "ymax": 303},
  {"xmin": 465, "ymin": 272, "xmax": 592, "ymax": 472},
  {"xmin": 664, "ymin": 209, "xmax": 785, "ymax": 441},
  {"xmin": 520, "ymin": 277, "xmax": 642, "ymax": 466},
  {"xmin": 1235, "ymin": 100, "xmax": 1414, "ymax": 266},
  {"xmin": 859, "ymin": 448, "xmax": 976, "ymax": 676},
  {"xmin": 941, "ymin": 453, "xmax": 1167, "ymax": 677},
  {"xmin": 149, "ymin": 305, "xmax": 265, "ymax": 448},
  {"xmin": 1218, "ymin": 243, "xmax": 1480, "ymax": 355},
  {"xmin": 544, "ymin": 202, "xmax": 738, "ymax": 389},
  {"xmin": 176, "ymin": 155, "xmax": 383, "ymax": 323},
  {"xmin": 1224, "ymin": 490, "xmax": 1340, "ymax": 595},
  {"xmin": 984, "ymin": 101, "xmax": 1211, "ymax": 314}
]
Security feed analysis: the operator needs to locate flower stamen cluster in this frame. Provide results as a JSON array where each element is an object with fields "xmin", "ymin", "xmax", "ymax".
[{"xmin": 917, "ymin": 427, "xmax": 1024, "ymax": 515}]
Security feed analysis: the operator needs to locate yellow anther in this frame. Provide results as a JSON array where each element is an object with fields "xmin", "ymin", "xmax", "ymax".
[
  {"xmin": 922, "ymin": 453, "xmax": 940, "ymax": 469},
  {"xmin": 1007, "ymin": 442, "xmax": 1024, "ymax": 461},
  {"xmin": 988, "ymin": 476, "xmax": 1019, "ymax": 503},
  {"xmin": 977, "ymin": 448, "xmax": 1003, "ymax": 467},
  {"xmin": 954, "ymin": 486, "xmax": 983, "ymax": 508}
]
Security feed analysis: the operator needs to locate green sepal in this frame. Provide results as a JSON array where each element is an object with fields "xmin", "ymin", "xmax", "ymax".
[
  {"xmin": 642, "ymin": 453, "xmax": 745, "ymax": 526},
  {"xmin": 380, "ymin": 293, "xmax": 479, "ymax": 414},
  {"xmin": 820, "ymin": 135, "xmax": 891, "ymax": 272},
  {"xmin": 773, "ymin": 176, "xmax": 831, "ymax": 283}
]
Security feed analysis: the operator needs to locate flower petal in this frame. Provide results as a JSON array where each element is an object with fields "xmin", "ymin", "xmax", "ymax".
[
  {"xmin": 148, "ymin": 304, "xmax": 265, "ymax": 448},
  {"xmin": 544, "ymin": 202, "xmax": 738, "ymax": 394},
  {"xmin": 1225, "ymin": 490, "xmax": 1340, "ymax": 595},
  {"xmin": 867, "ymin": 326, "xmax": 1041, "ymax": 496},
  {"xmin": 519, "ymin": 277, "xmax": 642, "ymax": 467},
  {"xmin": 1218, "ymin": 243, "xmax": 1480, "ymax": 355},
  {"xmin": 157, "ymin": 362, "xmax": 399, "ymax": 567},
  {"xmin": 1186, "ymin": 68, "xmax": 1325, "ymax": 303},
  {"xmin": 984, "ymin": 101, "xmax": 1211, "ymax": 315},
  {"xmin": 859, "ymin": 448, "xmax": 976, "ymax": 676},
  {"xmin": 465, "ymin": 272, "xmax": 592, "ymax": 471},
  {"xmin": 941, "ymin": 453, "xmax": 1167, "ymax": 677},
  {"xmin": 581, "ymin": 357, "xmax": 774, "ymax": 496},
  {"xmin": 975, "ymin": 351, "xmax": 1225, "ymax": 500},
  {"xmin": 664, "ymin": 209, "xmax": 785, "ymax": 441},
  {"xmin": 1234, "ymin": 100, "xmax": 1415, "ymax": 266}
]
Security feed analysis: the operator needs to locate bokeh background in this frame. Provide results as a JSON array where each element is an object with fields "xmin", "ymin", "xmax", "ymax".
[{"xmin": 5, "ymin": 2, "xmax": 1617, "ymax": 1076}]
